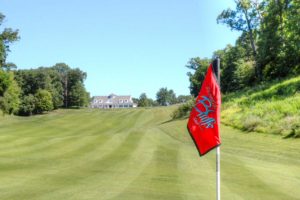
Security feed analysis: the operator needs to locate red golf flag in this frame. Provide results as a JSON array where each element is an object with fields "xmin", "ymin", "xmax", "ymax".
[{"xmin": 187, "ymin": 63, "xmax": 221, "ymax": 156}]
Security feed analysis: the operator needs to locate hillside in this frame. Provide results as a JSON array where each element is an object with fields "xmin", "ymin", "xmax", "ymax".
[
  {"xmin": 0, "ymin": 107, "xmax": 300, "ymax": 199},
  {"xmin": 222, "ymin": 76, "xmax": 300, "ymax": 137}
]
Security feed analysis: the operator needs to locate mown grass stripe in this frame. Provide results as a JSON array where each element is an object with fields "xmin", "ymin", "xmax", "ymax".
[{"xmin": 0, "ymin": 107, "xmax": 300, "ymax": 200}]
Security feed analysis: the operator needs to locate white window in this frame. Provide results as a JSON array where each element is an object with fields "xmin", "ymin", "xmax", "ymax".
[
  {"xmin": 124, "ymin": 99, "xmax": 128, "ymax": 103},
  {"xmin": 119, "ymin": 99, "xmax": 123, "ymax": 103}
]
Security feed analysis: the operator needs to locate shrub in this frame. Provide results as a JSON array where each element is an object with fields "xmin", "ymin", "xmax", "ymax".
[
  {"xmin": 18, "ymin": 94, "xmax": 36, "ymax": 116},
  {"xmin": 34, "ymin": 89, "xmax": 54, "ymax": 114},
  {"xmin": 0, "ymin": 71, "xmax": 20, "ymax": 114},
  {"xmin": 171, "ymin": 99, "xmax": 195, "ymax": 119},
  {"xmin": 222, "ymin": 75, "xmax": 300, "ymax": 137},
  {"xmin": 242, "ymin": 115, "xmax": 262, "ymax": 132}
]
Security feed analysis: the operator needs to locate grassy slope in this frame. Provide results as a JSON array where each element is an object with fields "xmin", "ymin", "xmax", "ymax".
[
  {"xmin": 222, "ymin": 76, "xmax": 300, "ymax": 136},
  {"xmin": 0, "ymin": 107, "xmax": 300, "ymax": 200}
]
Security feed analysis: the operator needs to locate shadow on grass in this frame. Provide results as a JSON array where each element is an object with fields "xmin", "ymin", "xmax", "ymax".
[
  {"xmin": 282, "ymin": 129, "xmax": 300, "ymax": 139},
  {"xmin": 160, "ymin": 116, "xmax": 189, "ymax": 125}
]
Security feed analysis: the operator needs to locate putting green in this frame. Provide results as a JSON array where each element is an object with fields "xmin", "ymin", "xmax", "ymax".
[{"xmin": 0, "ymin": 107, "xmax": 299, "ymax": 200}]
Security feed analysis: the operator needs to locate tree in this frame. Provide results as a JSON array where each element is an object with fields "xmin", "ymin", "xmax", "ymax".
[
  {"xmin": 68, "ymin": 81, "xmax": 89, "ymax": 107},
  {"xmin": 186, "ymin": 57, "xmax": 210, "ymax": 96},
  {"xmin": 177, "ymin": 95, "xmax": 193, "ymax": 103},
  {"xmin": 2, "ymin": 62, "xmax": 17, "ymax": 71},
  {"xmin": 132, "ymin": 97, "xmax": 139, "ymax": 105},
  {"xmin": 168, "ymin": 89, "xmax": 177, "ymax": 104},
  {"xmin": 285, "ymin": 0, "xmax": 300, "ymax": 74},
  {"xmin": 147, "ymin": 98, "xmax": 159, "ymax": 107},
  {"xmin": 0, "ymin": 13, "xmax": 21, "ymax": 114},
  {"xmin": 138, "ymin": 93, "xmax": 150, "ymax": 107},
  {"xmin": 14, "ymin": 67, "xmax": 64, "ymax": 110},
  {"xmin": 156, "ymin": 87, "xmax": 177, "ymax": 106},
  {"xmin": 53, "ymin": 63, "xmax": 70, "ymax": 108},
  {"xmin": 47, "ymin": 69, "xmax": 64, "ymax": 109},
  {"xmin": 34, "ymin": 89, "xmax": 53, "ymax": 114},
  {"xmin": 257, "ymin": 0, "xmax": 299, "ymax": 78},
  {"xmin": 53, "ymin": 63, "xmax": 87, "ymax": 108},
  {"xmin": 0, "ymin": 13, "xmax": 20, "ymax": 68},
  {"xmin": 14, "ymin": 64, "xmax": 89, "ymax": 114},
  {"xmin": 0, "ymin": 69, "xmax": 10, "ymax": 96},
  {"xmin": 18, "ymin": 94, "xmax": 36, "ymax": 116},
  {"xmin": 217, "ymin": 0, "xmax": 262, "ymax": 80},
  {"xmin": 0, "ymin": 71, "xmax": 20, "ymax": 114}
]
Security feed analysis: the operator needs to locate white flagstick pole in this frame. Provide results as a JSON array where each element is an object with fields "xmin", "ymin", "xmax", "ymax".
[
  {"xmin": 213, "ymin": 57, "xmax": 221, "ymax": 200},
  {"xmin": 216, "ymin": 146, "xmax": 220, "ymax": 200}
]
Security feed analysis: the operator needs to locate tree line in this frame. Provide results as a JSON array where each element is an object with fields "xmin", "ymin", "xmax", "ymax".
[
  {"xmin": 187, "ymin": 0, "xmax": 299, "ymax": 95},
  {"xmin": 0, "ymin": 13, "xmax": 89, "ymax": 116},
  {"xmin": 134, "ymin": 88, "xmax": 192, "ymax": 107}
]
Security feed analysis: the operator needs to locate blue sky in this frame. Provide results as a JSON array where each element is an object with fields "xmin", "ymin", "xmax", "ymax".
[{"xmin": 1, "ymin": 0, "xmax": 239, "ymax": 99}]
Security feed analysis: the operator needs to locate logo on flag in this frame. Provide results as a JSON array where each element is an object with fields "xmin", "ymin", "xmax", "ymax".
[
  {"xmin": 187, "ymin": 63, "xmax": 221, "ymax": 156},
  {"xmin": 193, "ymin": 95, "xmax": 216, "ymax": 129}
]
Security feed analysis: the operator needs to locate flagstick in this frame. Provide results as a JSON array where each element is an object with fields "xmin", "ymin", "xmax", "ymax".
[
  {"xmin": 213, "ymin": 57, "xmax": 221, "ymax": 200},
  {"xmin": 216, "ymin": 146, "xmax": 220, "ymax": 200}
]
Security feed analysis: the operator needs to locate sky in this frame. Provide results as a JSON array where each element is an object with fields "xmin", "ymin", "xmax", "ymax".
[{"xmin": 1, "ymin": 0, "xmax": 240, "ymax": 99}]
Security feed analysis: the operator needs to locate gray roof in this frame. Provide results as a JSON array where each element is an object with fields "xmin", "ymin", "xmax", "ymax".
[{"xmin": 91, "ymin": 94, "xmax": 133, "ymax": 105}]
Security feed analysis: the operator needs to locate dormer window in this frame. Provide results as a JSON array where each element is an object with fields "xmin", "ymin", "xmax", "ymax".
[
  {"xmin": 91, "ymin": 94, "xmax": 134, "ymax": 109},
  {"xmin": 108, "ymin": 94, "xmax": 116, "ymax": 99}
]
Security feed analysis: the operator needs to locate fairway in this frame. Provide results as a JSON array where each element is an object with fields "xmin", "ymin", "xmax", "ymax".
[{"xmin": 0, "ymin": 107, "xmax": 300, "ymax": 200}]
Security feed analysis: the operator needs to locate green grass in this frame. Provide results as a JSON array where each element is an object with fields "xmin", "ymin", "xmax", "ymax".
[
  {"xmin": 1, "ymin": 107, "xmax": 300, "ymax": 199},
  {"xmin": 222, "ymin": 76, "xmax": 300, "ymax": 136}
]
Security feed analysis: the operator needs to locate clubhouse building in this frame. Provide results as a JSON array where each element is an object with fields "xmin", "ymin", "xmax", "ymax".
[{"xmin": 90, "ymin": 94, "xmax": 137, "ymax": 109}]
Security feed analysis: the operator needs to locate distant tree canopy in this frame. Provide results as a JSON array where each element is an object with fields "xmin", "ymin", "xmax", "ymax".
[
  {"xmin": 0, "ymin": 12, "xmax": 20, "ymax": 115},
  {"xmin": 156, "ymin": 87, "xmax": 177, "ymax": 106},
  {"xmin": 186, "ymin": 58, "xmax": 211, "ymax": 97},
  {"xmin": 0, "ymin": 12, "xmax": 90, "ymax": 115},
  {"xmin": 188, "ymin": 0, "xmax": 300, "ymax": 95},
  {"xmin": 136, "ymin": 93, "xmax": 158, "ymax": 107},
  {"xmin": 15, "ymin": 64, "xmax": 90, "ymax": 115},
  {"xmin": 0, "ymin": 70, "xmax": 20, "ymax": 114},
  {"xmin": 138, "ymin": 93, "xmax": 150, "ymax": 107},
  {"xmin": 0, "ymin": 13, "xmax": 20, "ymax": 68},
  {"xmin": 136, "ymin": 92, "xmax": 191, "ymax": 107}
]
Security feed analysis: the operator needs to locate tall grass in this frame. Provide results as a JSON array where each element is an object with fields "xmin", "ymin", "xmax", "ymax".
[
  {"xmin": 222, "ymin": 76, "xmax": 300, "ymax": 137},
  {"xmin": 172, "ymin": 76, "xmax": 300, "ymax": 137},
  {"xmin": 170, "ymin": 100, "xmax": 194, "ymax": 119}
]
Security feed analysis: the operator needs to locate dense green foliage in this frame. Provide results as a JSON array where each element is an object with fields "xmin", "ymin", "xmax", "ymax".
[
  {"xmin": 1, "ymin": 108, "xmax": 300, "ymax": 199},
  {"xmin": 222, "ymin": 76, "xmax": 300, "ymax": 137},
  {"xmin": 186, "ymin": 58, "xmax": 211, "ymax": 97},
  {"xmin": 0, "ymin": 12, "xmax": 90, "ymax": 115},
  {"xmin": 173, "ymin": 75, "xmax": 300, "ymax": 138},
  {"xmin": 18, "ymin": 94, "xmax": 35, "ymax": 116},
  {"xmin": 137, "ymin": 92, "xmax": 192, "ymax": 107},
  {"xmin": 14, "ymin": 64, "xmax": 90, "ymax": 115},
  {"xmin": 171, "ymin": 99, "xmax": 194, "ymax": 119},
  {"xmin": 137, "ymin": 93, "xmax": 153, "ymax": 107},
  {"xmin": 156, "ymin": 87, "xmax": 177, "ymax": 106},
  {"xmin": 34, "ymin": 89, "xmax": 54, "ymax": 114},
  {"xmin": 0, "ymin": 13, "xmax": 19, "ymax": 68},
  {"xmin": 188, "ymin": 0, "xmax": 300, "ymax": 95},
  {"xmin": 0, "ymin": 13, "xmax": 20, "ymax": 115},
  {"xmin": 257, "ymin": 0, "xmax": 300, "ymax": 78},
  {"xmin": 0, "ymin": 71, "xmax": 20, "ymax": 114},
  {"xmin": 182, "ymin": 0, "xmax": 300, "ymax": 136}
]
